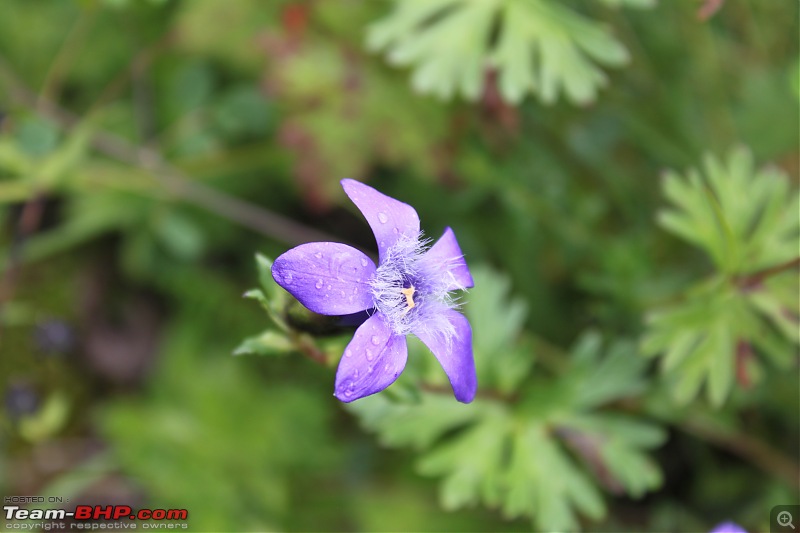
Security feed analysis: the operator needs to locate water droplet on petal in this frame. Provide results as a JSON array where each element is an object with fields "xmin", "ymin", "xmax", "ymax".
[
  {"xmin": 315, "ymin": 279, "xmax": 324, "ymax": 289},
  {"xmin": 367, "ymin": 365, "xmax": 373, "ymax": 374},
  {"xmin": 392, "ymin": 227, "xmax": 399, "ymax": 234},
  {"xmin": 283, "ymin": 273, "xmax": 293, "ymax": 284},
  {"xmin": 345, "ymin": 349, "xmax": 353, "ymax": 358},
  {"xmin": 366, "ymin": 349, "xmax": 374, "ymax": 361},
  {"xmin": 314, "ymin": 252, "xmax": 322, "ymax": 259},
  {"xmin": 384, "ymin": 364, "xmax": 390, "ymax": 372},
  {"xmin": 353, "ymin": 287, "xmax": 359, "ymax": 295},
  {"xmin": 370, "ymin": 335, "xmax": 381, "ymax": 346},
  {"xmin": 354, "ymin": 369, "xmax": 359, "ymax": 378},
  {"xmin": 344, "ymin": 390, "xmax": 353, "ymax": 398},
  {"xmin": 340, "ymin": 290, "xmax": 346, "ymax": 297},
  {"xmin": 378, "ymin": 212, "xmax": 388, "ymax": 224},
  {"xmin": 327, "ymin": 284, "xmax": 332, "ymax": 290},
  {"xmin": 360, "ymin": 258, "xmax": 368, "ymax": 267}
]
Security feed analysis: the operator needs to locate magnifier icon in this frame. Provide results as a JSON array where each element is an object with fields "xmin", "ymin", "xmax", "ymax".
[{"xmin": 778, "ymin": 510, "xmax": 795, "ymax": 530}]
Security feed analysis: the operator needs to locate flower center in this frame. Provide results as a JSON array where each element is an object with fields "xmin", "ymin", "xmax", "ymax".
[{"xmin": 400, "ymin": 285, "xmax": 416, "ymax": 312}]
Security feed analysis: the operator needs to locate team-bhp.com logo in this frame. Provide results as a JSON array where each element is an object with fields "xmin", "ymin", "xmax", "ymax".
[{"xmin": 4, "ymin": 504, "xmax": 189, "ymax": 529}]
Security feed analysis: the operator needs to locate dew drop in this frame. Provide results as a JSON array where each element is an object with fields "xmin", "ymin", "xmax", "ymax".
[
  {"xmin": 370, "ymin": 335, "xmax": 381, "ymax": 346},
  {"xmin": 366, "ymin": 349, "xmax": 374, "ymax": 361},
  {"xmin": 378, "ymin": 212, "xmax": 388, "ymax": 224},
  {"xmin": 384, "ymin": 364, "xmax": 390, "ymax": 372},
  {"xmin": 367, "ymin": 365, "xmax": 373, "ymax": 374},
  {"xmin": 345, "ymin": 349, "xmax": 353, "ymax": 358},
  {"xmin": 354, "ymin": 369, "xmax": 359, "ymax": 378},
  {"xmin": 315, "ymin": 279, "xmax": 324, "ymax": 289},
  {"xmin": 353, "ymin": 287, "xmax": 359, "ymax": 295},
  {"xmin": 344, "ymin": 390, "xmax": 353, "ymax": 398},
  {"xmin": 360, "ymin": 258, "xmax": 368, "ymax": 267},
  {"xmin": 283, "ymin": 273, "xmax": 293, "ymax": 284},
  {"xmin": 314, "ymin": 252, "xmax": 323, "ymax": 259},
  {"xmin": 392, "ymin": 227, "xmax": 399, "ymax": 234},
  {"xmin": 340, "ymin": 290, "xmax": 346, "ymax": 297},
  {"xmin": 327, "ymin": 284, "xmax": 332, "ymax": 290}
]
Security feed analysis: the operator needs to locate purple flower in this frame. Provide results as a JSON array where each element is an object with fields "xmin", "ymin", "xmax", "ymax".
[
  {"xmin": 710, "ymin": 522, "xmax": 747, "ymax": 533},
  {"xmin": 272, "ymin": 179, "xmax": 476, "ymax": 403}
]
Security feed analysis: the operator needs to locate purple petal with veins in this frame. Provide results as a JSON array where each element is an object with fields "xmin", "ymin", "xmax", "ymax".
[
  {"xmin": 334, "ymin": 313, "xmax": 408, "ymax": 402},
  {"xmin": 341, "ymin": 178, "xmax": 420, "ymax": 262},
  {"xmin": 272, "ymin": 242, "xmax": 376, "ymax": 316},
  {"xmin": 426, "ymin": 227, "xmax": 474, "ymax": 290},
  {"xmin": 412, "ymin": 309, "xmax": 477, "ymax": 403}
]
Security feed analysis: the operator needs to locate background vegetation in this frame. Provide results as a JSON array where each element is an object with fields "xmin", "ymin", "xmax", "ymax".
[{"xmin": 1, "ymin": 0, "xmax": 797, "ymax": 531}]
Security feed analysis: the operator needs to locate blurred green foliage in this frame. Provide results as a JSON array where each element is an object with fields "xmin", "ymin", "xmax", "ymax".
[{"xmin": 0, "ymin": 0, "xmax": 797, "ymax": 532}]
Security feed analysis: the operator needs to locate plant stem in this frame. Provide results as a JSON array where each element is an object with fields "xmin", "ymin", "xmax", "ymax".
[
  {"xmin": 680, "ymin": 415, "xmax": 799, "ymax": 487},
  {"xmin": 735, "ymin": 257, "xmax": 800, "ymax": 290}
]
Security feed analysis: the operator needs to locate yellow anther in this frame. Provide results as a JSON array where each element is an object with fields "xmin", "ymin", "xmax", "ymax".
[{"xmin": 400, "ymin": 286, "xmax": 416, "ymax": 314}]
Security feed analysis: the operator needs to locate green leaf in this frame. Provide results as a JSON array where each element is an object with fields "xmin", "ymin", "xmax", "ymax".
[
  {"xmin": 658, "ymin": 146, "xmax": 799, "ymax": 273},
  {"xmin": 568, "ymin": 332, "xmax": 647, "ymax": 409},
  {"xmin": 417, "ymin": 412, "xmax": 512, "ymax": 511},
  {"xmin": 368, "ymin": 0, "xmax": 631, "ymax": 105},
  {"xmin": 233, "ymin": 330, "xmax": 294, "ymax": 356},
  {"xmin": 647, "ymin": 147, "xmax": 799, "ymax": 407},
  {"xmin": 18, "ymin": 392, "xmax": 70, "ymax": 443},
  {"xmin": 348, "ymin": 393, "xmax": 486, "ymax": 450},
  {"xmin": 501, "ymin": 422, "xmax": 604, "ymax": 529},
  {"xmin": 349, "ymin": 330, "xmax": 662, "ymax": 530},
  {"xmin": 255, "ymin": 253, "xmax": 280, "ymax": 300},
  {"xmin": 241, "ymin": 254, "xmax": 290, "ymax": 334},
  {"xmin": 493, "ymin": 0, "xmax": 628, "ymax": 105},
  {"xmin": 465, "ymin": 266, "xmax": 533, "ymax": 393}
]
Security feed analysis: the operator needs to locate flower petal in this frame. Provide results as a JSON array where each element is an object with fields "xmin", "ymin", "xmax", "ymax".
[
  {"xmin": 425, "ymin": 227, "xmax": 474, "ymax": 290},
  {"xmin": 334, "ymin": 313, "xmax": 408, "ymax": 402},
  {"xmin": 413, "ymin": 309, "xmax": 477, "ymax": 403},
  {"xmin": 341, "ymin": 179, "xmax": 420, "ymax": 261},
  {"xmin": 272, "ymin": 242, "xmax": 376, "ymax": 315},
  {"xmin": 709, "ymin": 523, "xmax": 748, "ymax": 533}
]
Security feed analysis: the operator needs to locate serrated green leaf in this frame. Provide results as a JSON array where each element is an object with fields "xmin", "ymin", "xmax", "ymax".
[
  {"xmin": 349, "ymin": 329, "xmax": 661, "ymax": 530},
  {"xmin": 347, "ymin": 393, "xmax": 484, "ymax": 450},
  {"xmin": 659, "ymin": 147, "xmax": 799, "ymax": 273},
  {"xmin": 368, "ymin": 0, "xmax": 631, "ymax": 105},
  {"xmin": 465, "ymin": 266, "xmax": 533, "ymax": 393},
  {"xmin": 502, "ymin": 422, "xmax": 605, "ymax": 529},
  {"xmin": 648, "ymin": 147, "xmax": 799, "ymax": 407},
  {"xmin": 417, "ymin": 411, "xmax": 510, "ymax": 510}
]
